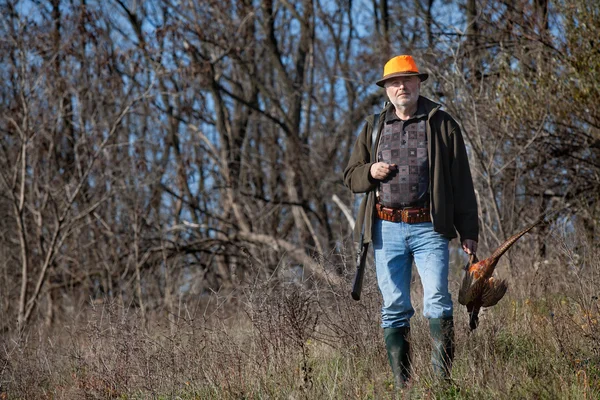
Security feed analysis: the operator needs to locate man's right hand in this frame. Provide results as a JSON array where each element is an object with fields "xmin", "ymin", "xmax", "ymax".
[{"xmin": 370, "ymin": 162, "xmax": 397, "ymax": 181}]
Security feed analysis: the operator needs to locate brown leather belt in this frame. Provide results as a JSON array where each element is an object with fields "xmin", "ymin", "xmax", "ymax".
[{"xmin": 375, "ymin": 203, "xmax": 431, "ymax": 224}]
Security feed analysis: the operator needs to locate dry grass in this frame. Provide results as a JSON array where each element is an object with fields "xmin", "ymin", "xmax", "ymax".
[{"xmin": 1, "ymin": 230, "xmax": 599, "ymax": 399}]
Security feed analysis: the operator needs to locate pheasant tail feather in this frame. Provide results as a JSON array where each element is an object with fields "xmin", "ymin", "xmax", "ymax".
[{"xmin": 489, "ymin": 220, "xmax": 543, "ymax": 261}]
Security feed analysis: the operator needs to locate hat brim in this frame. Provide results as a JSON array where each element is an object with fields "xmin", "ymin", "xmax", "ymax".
[{"xmin": 376, "ymin": 72, "xmax": 429, "ymax": 87}]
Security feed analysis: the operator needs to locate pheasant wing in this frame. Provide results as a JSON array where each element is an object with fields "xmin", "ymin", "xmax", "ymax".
[
  {"xmin": 458, "ymin": 254, "xmax": 480, "ymax": 305},
  {"xmin": 480, "ymin": 277, "xmax": 508, "ymax": 307},
  {"xmin": 459, "ymin": 270, "xmax": 475, "ymax": 305}
]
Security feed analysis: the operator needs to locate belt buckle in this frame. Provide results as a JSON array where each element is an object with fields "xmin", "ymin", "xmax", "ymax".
[
  {"xmin": 392, "ymin": 208, "xmax": 401, "ymax": 222},
  {"xmin": 401, "ymin": 209, "xmax": 410, "ymax": 223}
]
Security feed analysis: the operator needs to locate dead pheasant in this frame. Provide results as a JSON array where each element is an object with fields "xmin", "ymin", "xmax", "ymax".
[{"xmin": 458, "ymin": 220, "xmax": 542, "ymax": 331}]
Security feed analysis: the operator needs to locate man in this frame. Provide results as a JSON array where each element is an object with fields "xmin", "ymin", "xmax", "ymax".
[{"xmin": 343, "ymin": 55, "xmax": 478, "ymax": 386}]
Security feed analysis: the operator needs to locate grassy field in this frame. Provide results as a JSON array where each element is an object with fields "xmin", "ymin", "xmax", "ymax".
[{"xmin": 1, "ymin": 234, "xmax": 599, "ymax": 399}]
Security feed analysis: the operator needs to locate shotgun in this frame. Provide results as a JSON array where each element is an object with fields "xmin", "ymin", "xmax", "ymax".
[
  {"xmin": 351, "ymin": 220, "xmax": 370, "ymax": 300},
  {"xmin": 350, "ymin": 112, "xmax": 381, "ymax": 301}
]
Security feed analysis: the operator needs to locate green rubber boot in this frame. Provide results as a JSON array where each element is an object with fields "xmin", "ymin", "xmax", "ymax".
[
  {"xmin": 429, "ymin": 317, "xmax": 454, "ymax": 379},
  {"xmin": 383, "ymin": 327, "xmax": 411, "ymax": 388}
]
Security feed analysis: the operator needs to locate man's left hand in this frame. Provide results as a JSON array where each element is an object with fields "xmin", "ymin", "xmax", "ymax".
[{"xmin": 462, "ymin": 239, "xmax": 478, "ymax": 255}]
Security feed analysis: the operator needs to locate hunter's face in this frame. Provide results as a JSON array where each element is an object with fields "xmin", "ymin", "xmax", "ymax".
[{"xmin": 385, "ymin": 76, "xmax": 420, "ymax": 109}]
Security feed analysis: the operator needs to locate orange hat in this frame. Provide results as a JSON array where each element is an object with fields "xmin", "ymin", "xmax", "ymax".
[{"xmin": 376, "ymin": 55, "xmax": 429, "ymax": 87}]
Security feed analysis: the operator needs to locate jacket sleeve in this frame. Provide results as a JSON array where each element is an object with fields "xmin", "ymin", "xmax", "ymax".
[
  {"xmin": 449, "ymin": 121, "xmax": 479, "ymax": 242},
  {"xmin": 343, "ymin": 117, "xmax": 378, "ymax": 193}
]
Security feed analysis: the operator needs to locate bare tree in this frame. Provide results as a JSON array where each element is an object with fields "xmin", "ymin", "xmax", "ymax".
[{"xmin": 1, "ymin": 0, "xmax": 598, "ymax": 333}]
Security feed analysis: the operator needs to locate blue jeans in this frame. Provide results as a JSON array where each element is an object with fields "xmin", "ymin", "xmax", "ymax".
[{"xmin": 373, "ymin": 218, "xmax": 452, "ymax": 328}]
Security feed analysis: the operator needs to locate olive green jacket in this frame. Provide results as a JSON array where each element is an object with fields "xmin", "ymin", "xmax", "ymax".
[{"xmin": 343, "ymin": 96, "xmax": 479, "ymax": 244}]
